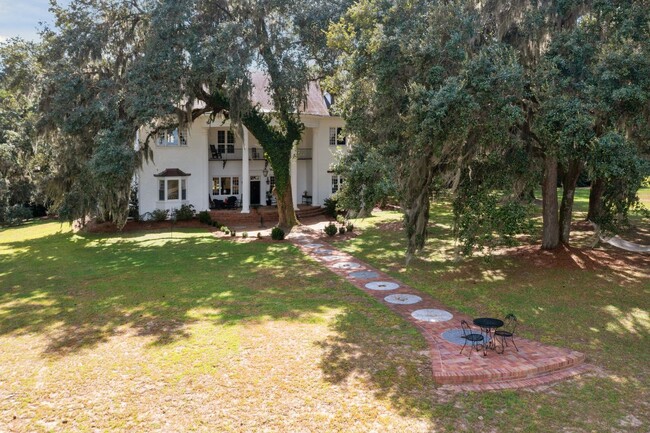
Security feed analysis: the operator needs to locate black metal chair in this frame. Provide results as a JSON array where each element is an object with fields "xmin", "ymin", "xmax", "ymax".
[
  {"xmin": 460, "ymin": 320, "xmax": 485, "ymax": 359},
  {"xmin": 495, "ymin": 313, "xmax": 519, "ymax": 354},
  {"xmin": 209, "ymin": 144, "xmax": 219, "ymax": 159},
  {"xmin": 224, "ymin": 196, "xmax": 238, "ymax": 209}
]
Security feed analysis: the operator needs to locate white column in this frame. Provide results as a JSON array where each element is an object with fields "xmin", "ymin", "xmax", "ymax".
[
  {"xmin": 291, "ymin": 147, "xmax": 299, "ymax": 210},
  {"xmin": 201, "ymin": 127, "xmax": 211, "ymax": 211},
  {"xmin": 311, "ymin": 129, "xmax": 320, "ymax": 206},
  {"xmin": 241, "ymin": 126, "xmax": 251, "ymax": 213}
]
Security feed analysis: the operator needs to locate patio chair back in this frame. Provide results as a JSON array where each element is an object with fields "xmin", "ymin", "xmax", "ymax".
[{"xmin": 501, "ymin": 313, "xmax": 517, "ymax": 334}]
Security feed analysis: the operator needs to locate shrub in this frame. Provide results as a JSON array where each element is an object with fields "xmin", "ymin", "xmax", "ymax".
[
  {"xmin": 271, "ymin": 226, "xmax": 285, "ymax": 240},
  {"xmin": 257, "ymin": 232, "xmax": 262, "ymax": 238},
  {"xmin": 151, "ymin": 208, "xmax": 169, "ymax": 222},
  {"xmin": 223, "ymin": 228, "xmax": 230, "ymax": 235},
  {"xmin": 338, "ymin": 226, "xmax": 346, "ymax": 235},
  {"xmin": 198, "ymin": 210, "xmax": 212, "ymax": 225},
  {"xmin": 324, "ymin": 222, "xmax": 337, "ymax": 237},
  {"xmin": 323, "ymin": 197, "xmax": 338, "ymax": 218},
  {"xmin": 242, "ymin": 232, "xmax": 249, "ymax": 238},
  {"xmin": 346, "ymin": 222, "xmax": 354, "ymax": 232},
  {"xmin": 220, "ymin": 225, "xmax": 228, "ymax": 232},
  {"xmin": 3, "ymin": 205, "xmax": 32, "ymax": 226},
  {"xmin": 173, "ymin": 204, "xmax": 195, "ymax": 221},
  {"xmin": 336, "ymin": 215, "xmax": 346, "ymax": 225},
  {"xmin": 230, "ymin": 230, "xmax": 236, "ymax": 237}
]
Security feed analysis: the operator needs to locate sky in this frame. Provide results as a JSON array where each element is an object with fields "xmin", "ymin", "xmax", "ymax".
[{"xmin": 0, "ymin": 0, "xmax": 70, "ymax": 43}]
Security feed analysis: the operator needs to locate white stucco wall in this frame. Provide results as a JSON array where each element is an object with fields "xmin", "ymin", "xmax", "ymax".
[{"xmin": 138, "ymin": 114, "xmax": 346, "ymax": 215}]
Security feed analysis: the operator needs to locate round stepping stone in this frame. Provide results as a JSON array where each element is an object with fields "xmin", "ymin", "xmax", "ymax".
[
  {"xmin": 320, "ymin": 255, "xmax": 342, "ymax": 262},
  {"xmin": 384, "ymin": 293, "xmax": 422, "ymax": 305},
  {"xmin": 441, "ymin": 328, "xmax": 491, "ymax": 346},
  {"xmin": 365, "ymin": 281, "xmax": 399, "ymax": 291},
  {"xmin": 348, "ymin": 271, "xmax": 380, "ymax": 279},
  {"xmin": 304, "ymin": 243, "xmax": 324, "ymax": 248},
  {"xmin": 333, "ymin": 262, "xmax": 361, "ymax": 270},
  {"xmin": 411, "ymin": 309, "xmax": 453, "ymax": 323},
  {"xmin": 315, "ymin": 248, "xmax": 335, "ymax": 255}
]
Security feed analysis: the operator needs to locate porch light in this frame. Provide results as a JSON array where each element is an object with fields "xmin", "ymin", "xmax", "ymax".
[{"xmin": 262, "ymin": 160, "xmax": 269, "ymax": 178}]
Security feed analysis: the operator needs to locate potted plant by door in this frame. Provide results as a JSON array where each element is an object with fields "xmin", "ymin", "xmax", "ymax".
[{"xmin": 265, "ymin": 191, "xmax": 273, "ymax": 206}]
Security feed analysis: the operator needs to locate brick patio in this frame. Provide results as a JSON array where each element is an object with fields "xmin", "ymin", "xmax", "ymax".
[{"xmin": 289, "ymin": 227, "xmax": 592, "ymax": 391}]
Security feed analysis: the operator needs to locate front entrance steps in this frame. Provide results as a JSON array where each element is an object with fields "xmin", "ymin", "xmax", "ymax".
[
  {"xmin": 288, "ymin": 227, "xmax": 593, "ymax": 391},
  {"xmin": 209, "ymin": 204, "xmax": 326, "ymax": 227}
]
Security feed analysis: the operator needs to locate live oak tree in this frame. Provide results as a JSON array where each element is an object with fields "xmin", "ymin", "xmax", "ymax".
[
  {"xmin": 41, "ymin": 0, "xmax": 340, "ymax": 229},
  {"xmin": 0, "ymin": 39, "xmax": 47, "ymax": 223},
  {"xmin": 329, "ymin": 0, "xmax": 649, "ymax": 258},
  {"xmin": 327, "ymin": 0, "xmax": 531, "ymax": 261}
]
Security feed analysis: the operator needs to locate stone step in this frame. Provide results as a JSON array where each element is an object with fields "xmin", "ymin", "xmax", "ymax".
[
  {"xmin": 208, "ymin": 206, "xmax": 324, "ymax": 226},
  {"xmin": 440, "ymin": 363, "xmax": 594, "ymax": 392},
  {"xmin": 433, "ymin": 349, "xmax": 586, "ymax": 385}
]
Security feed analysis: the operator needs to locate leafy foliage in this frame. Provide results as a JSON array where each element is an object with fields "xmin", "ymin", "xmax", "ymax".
[
  {"xmin": 173, "ymin": 204, "xmax": 195, "ymax": 221},
  {"xmin": 324, "ymin": 222, "xmax": 337, "ymax": 237},
  {"xmin": 197, "ymin": 210, "xmax": 212, "ymax": 225},
  {"xmin": 151, "ymin": 209, "xmax": 169, "ymax": 222},
  {"xmin": 271, "ymin": 226, "xmax": 285, "ymax": 240}
]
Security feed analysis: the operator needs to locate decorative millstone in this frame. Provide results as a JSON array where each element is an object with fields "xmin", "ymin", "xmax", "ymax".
[
  {"xmin": 333, "ymin": 262, "xmax": 362, "ymax": 270},
  {"xmin": 384, "ymin": 293, "xmax": 422, "ymax": 305},
  {"xmin": 441, "ymin": 328, "xmax": 491, "ymax": 345},
  {"xmin": 304, "ymin": 243, "xmax": 324, "ymax": 248},
  {"xmin": 348, "ymin": 271, "xmax": 380, "ymax": 279},
  {"xmin": 411, "ymin": 309, "xmax": 453, "ymax": 323},
  {"xmin": 314, "ymin": 248, "xmax": 335, "ymax": 255},
  {"xmin": 320, "ymin": 255, "xmax": 342, "ymax": 262},
  {"xmin": 365, "ymin": 281, "xmax": 399, "ymax": 291}
]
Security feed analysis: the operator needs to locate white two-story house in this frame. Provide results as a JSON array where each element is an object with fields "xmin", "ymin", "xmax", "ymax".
[{"xmin": 137, "ymin": 73, "xmax": 347, "ymax": 216}]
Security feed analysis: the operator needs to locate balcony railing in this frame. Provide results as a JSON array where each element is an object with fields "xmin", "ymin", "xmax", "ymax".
[
  {"xmin": 208, "ymin": 146, "xmax": 243, "ymax": 160},
  {"xmin": 208, "ymin": 146, "xmax": 312, "ymax": 160}
]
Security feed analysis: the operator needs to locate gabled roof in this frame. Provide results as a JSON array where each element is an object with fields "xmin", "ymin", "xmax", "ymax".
[{"xmin": 154, "ymin": 168, "xmax": 191, "ymax": 177}]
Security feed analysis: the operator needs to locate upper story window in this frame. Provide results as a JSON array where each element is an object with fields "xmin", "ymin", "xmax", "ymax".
[
  {"xmin": 157, "ymin": 128, "xmax": 187, "ymax": 147},
  {"xmin": 329, "ymin": 127, "xmax": 346, "ymax": 146},
  {"xmin": 217, "ymin": 130, "xmax": 235, "ymax": 154}
]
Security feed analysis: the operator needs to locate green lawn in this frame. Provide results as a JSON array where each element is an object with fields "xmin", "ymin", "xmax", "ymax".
[
  {"xmin": 0, "ymin": 189, "xmax": 648, "ymax": 432},
  {"xmin": 335, "ymin": 187, "xmax": 649, "ymax": 431}
]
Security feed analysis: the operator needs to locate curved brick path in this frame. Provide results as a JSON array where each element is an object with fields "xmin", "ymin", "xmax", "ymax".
[{"xmin": 289, "ymin": 228, "xmax": 592, "ymax": 391}]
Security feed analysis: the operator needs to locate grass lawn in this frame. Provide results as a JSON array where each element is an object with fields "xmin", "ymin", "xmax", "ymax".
[
  {"xmin": 335, "ymin": 187, "xmax": 650, "ymax": 432},
  {"xmin": 1, "ymin": 187, "xmax": 648, "ymax": 432}
]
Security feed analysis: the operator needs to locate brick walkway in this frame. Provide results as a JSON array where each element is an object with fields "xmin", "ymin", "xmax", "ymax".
[{"xmin": 289, "ymin": 227, "xmax": 592, "ymax": 391}]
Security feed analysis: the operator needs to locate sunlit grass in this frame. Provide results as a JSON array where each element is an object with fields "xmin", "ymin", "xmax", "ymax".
[
  {"xmin": 0, "ymin": 220, "xmax": 434, "ymax": 432},
  {"xmin": 335, "ymin": 189, "xmax": 650, "ymax": 432}
]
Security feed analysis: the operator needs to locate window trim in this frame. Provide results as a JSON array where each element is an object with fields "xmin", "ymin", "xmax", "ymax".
[
  {"xmin": 329, "ymin": 127, "xmax": 346, "ymax": 146},
  {"xmin": 331, "ymin": 175, "xmax": 344, "ymax": 194},
  {"xmin": 158, "ymin": 177, "xmax": 188, "ymax": 202},
  {"xmin": 212, "ymin": 176, "xmax": 240, "ymax": 195},
  {"xmin": 157, "ymin": 128, "xmax": 188, "ymax": 147},
  {"xmin": 216, "ymin": 129, "xmax": 236, "ymax": 154}
]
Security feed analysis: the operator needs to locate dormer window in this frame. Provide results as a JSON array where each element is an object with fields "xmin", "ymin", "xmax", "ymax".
[
  {"xmin": 157, "ymin": 128, "xmax": 188, "ymax": 147},
  {"xmin": 329, "ymin": 127, "xmax": 346, "ymax": 146}
]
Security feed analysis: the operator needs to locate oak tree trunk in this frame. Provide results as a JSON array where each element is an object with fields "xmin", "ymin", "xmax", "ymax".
[
  {"xmin": 586, "ymin": 178, "xmax": 605, "ymax": 223},
  {"xmin": 541, "ymin": 154, "xmax": 560, "ymax": 249},
  {"xmin": 559, "ymin": 159, "xmax": 582, "ymax": 245},
  {"xmin": 276, "ymin": 181, "xmax": 298, "ymax": 229}
]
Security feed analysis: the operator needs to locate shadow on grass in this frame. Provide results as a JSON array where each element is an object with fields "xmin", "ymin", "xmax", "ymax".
[{"xmin": 0, "ymin": 226, "xmax": 351, "ymax": 356}]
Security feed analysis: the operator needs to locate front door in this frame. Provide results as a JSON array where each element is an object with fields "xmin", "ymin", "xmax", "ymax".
[{"xmin": 250, "ymin": 180, "xmax": 261, "ymax": 205}]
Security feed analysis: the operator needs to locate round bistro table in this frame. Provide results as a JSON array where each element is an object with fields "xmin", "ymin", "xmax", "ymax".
[{"xmin": 473, "ymin": 317, "xmax": 504, "ymax": 355}]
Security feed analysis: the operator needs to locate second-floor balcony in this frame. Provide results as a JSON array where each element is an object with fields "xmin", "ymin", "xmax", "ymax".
[{"xmin": 208, "ymin": 145, "xmax": 312, "ymax": 161}]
